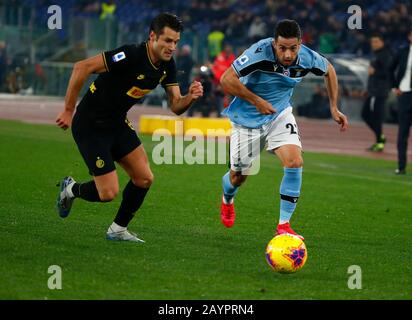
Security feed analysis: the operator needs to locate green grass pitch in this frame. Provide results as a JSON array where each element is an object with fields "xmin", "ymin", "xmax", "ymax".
[{"xmin": 0, "ymin": 119, "xmax": 411, "ymax": 299}]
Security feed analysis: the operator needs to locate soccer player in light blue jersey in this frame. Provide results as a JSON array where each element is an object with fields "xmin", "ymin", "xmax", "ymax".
[{"xmin": 219, "ymin": 20, "xmax": 348, "ymax": 240}]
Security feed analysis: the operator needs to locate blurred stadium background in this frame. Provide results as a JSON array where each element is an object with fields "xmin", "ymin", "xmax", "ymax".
[{"xmin": 0, "ymin": 0, "xmax": 411, "ymax": 122}]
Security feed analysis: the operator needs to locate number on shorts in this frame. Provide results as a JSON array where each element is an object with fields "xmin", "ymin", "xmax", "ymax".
[{"xmin": 286, "ymin": 123, "xmax": 298, "ymax": 135}]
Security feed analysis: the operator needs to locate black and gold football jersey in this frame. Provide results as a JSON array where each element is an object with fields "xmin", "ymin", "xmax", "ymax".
[{"xmin": 77, "ymin": 42, "xmax": 178, "ymax": 126}]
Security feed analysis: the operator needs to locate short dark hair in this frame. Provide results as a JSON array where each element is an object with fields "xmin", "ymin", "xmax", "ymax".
[
  {"xmin": 275, "ymin": 19, "xmax": 301, "ymax": 40},
  {"xmin": 150, "ymin": 13, "xmax": 184, "ymax": 35}
]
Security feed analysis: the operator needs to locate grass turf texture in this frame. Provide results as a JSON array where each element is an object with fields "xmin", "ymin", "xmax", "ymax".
[{"xmin": 0, "ymin": 119, "xmax": 411, "ymax": 300}]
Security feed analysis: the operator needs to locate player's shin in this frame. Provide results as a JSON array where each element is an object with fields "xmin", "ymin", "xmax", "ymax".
[
  {"xmin": 222, "ymin": 171, "xmax": 239, "ymax": 204},
  {"xmin": 279, "ymin": 167, "xmax": 302, "ymax": 224},
  {"xmin": 113, "ymin": 180, "xmax": 150, "ymax": 227},
  {"xmin": 71, "ymin": 180, "xmax": 102, "ymax": 202}
]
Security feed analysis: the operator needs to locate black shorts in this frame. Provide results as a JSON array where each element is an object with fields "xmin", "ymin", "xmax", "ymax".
[{"xmin": 71, "ymin": 113, "xmax": 141, "ymax": 176}]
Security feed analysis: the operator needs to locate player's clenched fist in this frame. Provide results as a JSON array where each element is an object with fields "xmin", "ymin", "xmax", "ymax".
[
  {"xmin": 188, "ymin": 81, "xmax": 203, "ymax": 99},
  {"xmin": 255, "ymin": 97, "xmax": 277, "ymax": 115},
  {"xmin": 56, "ymin": 109, "xmax": 73, "ymax": 130},
  {"xmin": 331, "ymin": 109, "xmax": 348, "ymax": 132}
]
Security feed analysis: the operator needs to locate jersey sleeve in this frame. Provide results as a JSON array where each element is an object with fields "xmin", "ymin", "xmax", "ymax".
[
  {"xmin": 161, "ymin": 58, "xmax": 179, "ymax": 88},
  {"xmin": 102, "ymin": 44, "xmax": 137, "ymax": 73},
  {"xmin": 231, "ymin": 42, "xmax": 267, "ymax": 77},
  {"xmin": 309, "ymin": 50, "xmax": 329, "ymax": 76}
]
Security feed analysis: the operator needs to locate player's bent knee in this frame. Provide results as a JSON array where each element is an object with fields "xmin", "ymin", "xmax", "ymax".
[
  {"xmin": 230, "ymin": 173, "xmax": 247, "ymax": 186},
  {"xmin": 140, "ymin": 176, "xmax": 154, "ymax": 188},
  {"xmin": 134, "ymin": 173, "xmax": 154, "ymax": 188},
  {"xmin": 98, "ymin": 188, "xmax": 119, "ymax": 202},
  {"xmin": 284, "ymin": 158, "xmax": 304, "ymax": 168}
]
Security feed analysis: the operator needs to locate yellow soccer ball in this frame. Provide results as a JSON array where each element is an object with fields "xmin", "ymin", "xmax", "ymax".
[{"xmin": 265, "ymin": 234, "xmax": 307, "ymax": 273}]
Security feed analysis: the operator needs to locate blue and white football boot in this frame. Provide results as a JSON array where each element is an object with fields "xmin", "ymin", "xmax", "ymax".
[
  {"xmin": 106, "ymin": 226, "xmax": 145, "ymax": 243},
  {"xmin": 56, "ymin": 176, "xmax": 76, "ymax": 218}
]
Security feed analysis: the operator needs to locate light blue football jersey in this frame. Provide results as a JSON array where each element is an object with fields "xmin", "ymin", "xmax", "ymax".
[{"xmin": 222, "ymin": 38, "xmax": 328, "ymax": 128}]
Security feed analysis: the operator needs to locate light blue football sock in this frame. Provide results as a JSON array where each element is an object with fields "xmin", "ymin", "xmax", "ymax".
[
  {"xmin": 279, "ymin": 167, "xmax": 302, "ymax": 224},
  {"xmin": 222, "ymin": 171, "xmax": 239, "ymax": 204}
]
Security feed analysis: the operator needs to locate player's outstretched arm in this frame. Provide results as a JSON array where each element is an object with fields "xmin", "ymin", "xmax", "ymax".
[
  {"xmin": 166, "ymin": 81, "xmax": 204, "ymax": 115},
  {"xmin": 220, "ymin": 67, "xmax": 276, "ymax": 115},
  {"xmin": 324, "ymin": 62, "xmax": 349, "ymax": 132},
  {"xmin": 56, "ymin": 54, "xmax": 107, "ymax": 130}
]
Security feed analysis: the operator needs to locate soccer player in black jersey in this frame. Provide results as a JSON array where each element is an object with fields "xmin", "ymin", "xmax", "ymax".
[{"xmin": 55, "ymin": 13, "xmax": 203, "ymax": 242}]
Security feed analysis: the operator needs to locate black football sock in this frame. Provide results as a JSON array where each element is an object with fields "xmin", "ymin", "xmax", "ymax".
[
  {"xmin": 72, "ymin": 181, "xmax": 102, "ymax": 202},
  {"xmin": 114, "ymin": 180, "xmax": 150, "ymax": 228}
]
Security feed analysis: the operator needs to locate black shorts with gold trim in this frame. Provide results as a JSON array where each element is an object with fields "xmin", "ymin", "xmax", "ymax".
[{"xmin": 71, "ymin": 111, "xmax": 141, "ymax": 176}]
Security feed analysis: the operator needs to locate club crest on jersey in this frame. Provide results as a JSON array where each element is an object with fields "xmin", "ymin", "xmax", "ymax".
[
  {"xmin": 112, "ymin": 51, "xmax": 126, "ymax": 62},
  {"xmin": 283, "ymin": 69, "xmax": 290, "ymax": 76},
  {"xmin": 96, "ymin": 157, "xmax": 105, "ymax": 169}
]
